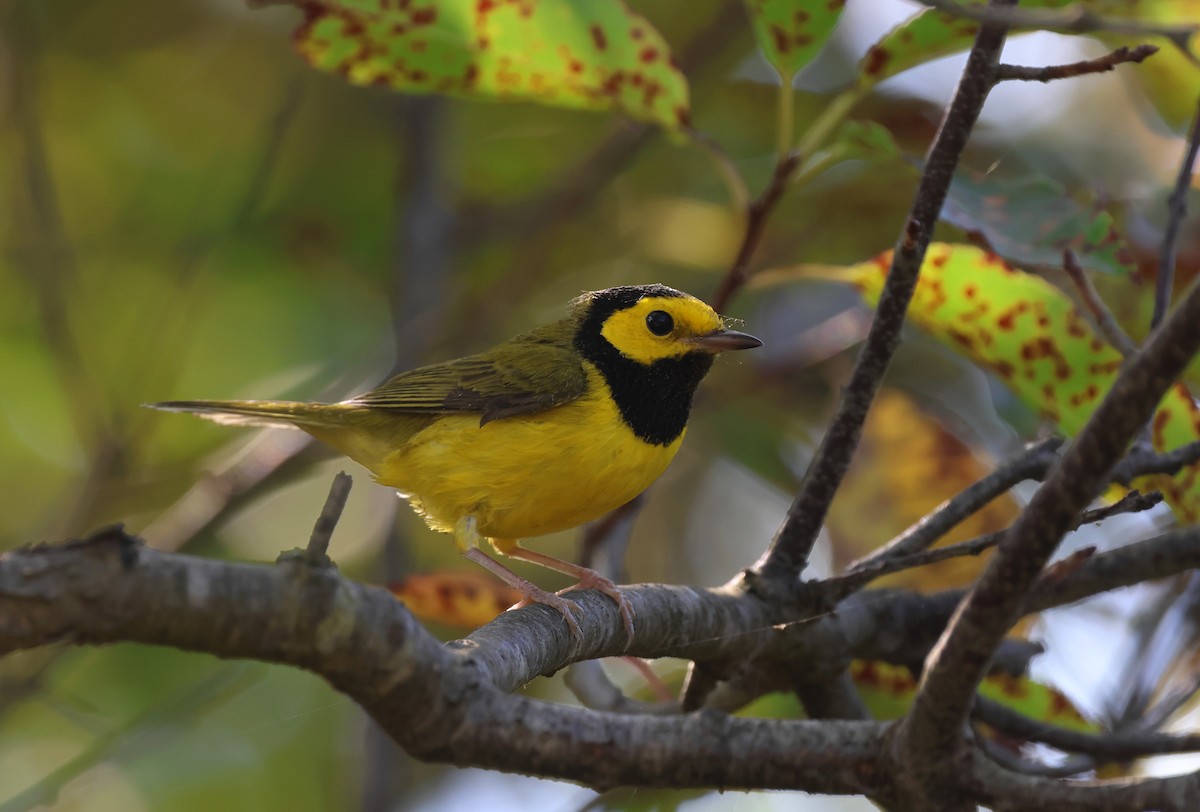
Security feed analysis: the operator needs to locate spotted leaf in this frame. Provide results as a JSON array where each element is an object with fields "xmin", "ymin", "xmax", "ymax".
[
  {"xmin": 743, "ymin": 660, "xmax": 1095, "ymax": 736},
  {"xmin": 743, "ymin": 0, "xmax": 845, "ymax": 80},
  {"xmin": 280, "ymin": 0, "xmax": 691, "ymax": 129},
  {"xmin": 856, "ymin": 7, "xmax": 982, "ymax": 88},
  {"xmin": 837, "ymin": 243, "xmax": 1200, "ymax": 522},
  {"xmin": 856, "ymin": 0, "xmax": 1077, "ymax": 88}
]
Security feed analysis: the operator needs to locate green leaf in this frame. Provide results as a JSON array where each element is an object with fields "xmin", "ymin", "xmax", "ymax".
[
  {"xmin": 856, "ymin": 8, "xmax": 981, "ymax": 88},
  {"xmin": 828, "ymin": 119, "xmax": 907, "ymax": 164},
  {"xmin": 943, "ymin": 171, "xmax": 1138, "ymax": 277},
  {"xmin": 282, "ymin": 0, "xmax": 691, "ymax": 129},
  {"xmin": 743, "ymin": 0, "xmax": 846, "ymax": 80},
  {"xmin": 855, "ymin": 0, "xmax": 1079, "ymax": 89},
  {"xmin": 822, "ymin": 243, "xmax": 1200, "ymax": 522}
]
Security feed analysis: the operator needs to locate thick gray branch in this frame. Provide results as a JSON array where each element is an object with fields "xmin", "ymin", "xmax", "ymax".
[{"xmin": 6, "ymin": 528, "xmax": 1200, "ymax": 806}]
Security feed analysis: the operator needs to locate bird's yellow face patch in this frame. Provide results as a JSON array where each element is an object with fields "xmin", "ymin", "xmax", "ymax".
[{"xmin": 599, "ymin": 294, "xmax": 724, "ymax": 365}]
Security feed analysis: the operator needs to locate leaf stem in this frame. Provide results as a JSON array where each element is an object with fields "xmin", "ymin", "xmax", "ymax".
[
  {"xmin": 794, "ymin": 88, "xmax": 862, "ymax": 159},
  {"xmin": 776, "ymin": 69, "xmax": 795, "ymax": 162}
]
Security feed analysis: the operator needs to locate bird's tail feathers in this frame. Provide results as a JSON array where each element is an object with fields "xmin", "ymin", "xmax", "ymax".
[{"xmin": 148, "ymin": 399, "xmax": 346, "ymax": 429}]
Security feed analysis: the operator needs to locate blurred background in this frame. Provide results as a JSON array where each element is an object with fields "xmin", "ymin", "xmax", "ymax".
[{"xmin": 2, "ymin": 0, "xmax": 1198, "ymax": 809}]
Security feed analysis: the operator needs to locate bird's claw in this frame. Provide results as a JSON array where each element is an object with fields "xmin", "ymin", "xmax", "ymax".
[
  {"xmin": 512, "ymin": 587, "xmax": 583, "ymax": 640},
  {"xmin": 559, "ymin": 571, "xmax": 636, "ymax": 646}
]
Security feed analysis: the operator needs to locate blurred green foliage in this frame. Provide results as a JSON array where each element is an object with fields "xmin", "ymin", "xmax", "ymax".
[{"xmin": 2, "ymin": 0, "xmax": 1196, "ymax": 809}]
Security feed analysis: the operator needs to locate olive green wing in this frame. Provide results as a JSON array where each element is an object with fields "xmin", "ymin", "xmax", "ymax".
[{"xmin": 346, "ymin": 332, "xmax": 588, "ymax": 426}]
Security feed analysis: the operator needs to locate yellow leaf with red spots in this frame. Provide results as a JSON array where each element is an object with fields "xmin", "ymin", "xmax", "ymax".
[
  {"xmin": 390, "ymin": 570, "xmax": 521, "ymax": 629},
  {"xmin": 742, "ymin": 660, "xmax": 1096, "ymax": 736},
  {"xmin": 978, "ymin": 671, "xmax": 1096, "ymax": 735},
  {"xmin": 834, "ymin": 243, "xmax": 1200, "ymax": 522},
  {"xmin": 853, "ymin": 660, "xmax": 1095, "ymax": 734},
  {"xmin": 856, "ymin": 8, "xmax": 981, "ymax": 88},
  {"xmin": 274, "ymin": 0, "xmax": 690, "ymax": 129}
]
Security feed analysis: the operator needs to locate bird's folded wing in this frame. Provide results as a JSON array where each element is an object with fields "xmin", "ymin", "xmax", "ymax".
[{"xmin": 346, "ymin": 335, "xmax": 588, "ymax": 425}]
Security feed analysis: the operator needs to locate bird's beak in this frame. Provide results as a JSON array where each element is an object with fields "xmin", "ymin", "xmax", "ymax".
[{"xmin": 686, "ymin": 328, "xmax": 763, "ymax": 354}]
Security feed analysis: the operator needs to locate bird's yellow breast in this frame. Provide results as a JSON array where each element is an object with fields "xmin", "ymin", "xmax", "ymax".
[{"xmin": 372, "ymin": 364, "xmax": 683, "ymax": 540}]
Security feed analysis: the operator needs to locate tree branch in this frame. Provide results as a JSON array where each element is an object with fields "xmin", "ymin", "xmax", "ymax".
[
  {"xmin": 1062, "ymin": 247, "xmax": 1139, "ymax": 357},
  {"xmin": 826, "ymin": 490, "xmax": 1162, "ymax": 600},
  {"xmin": 749, "ymin": 0, "xmax": 1013, "ymax": 590},
  {"xmin": 9, "ymin": 527, "xmax": 1200, "ymax": 804},
  {"xmin": 1155, "ymin": 95, "xmax": 1200, "ymax": 331},
  {"xmin": 710, "ymin": 152, "xmax": 800, "ymax": 313},
  {"xmin": 897, "ymin": 253, "xmax": 1200, "ymax": 804},
  {"xmin": 848, "ymin": 437, "xmax": 1062, "ymax": 573},
  {"xmin": 0, "ymin": 527, "xmax": 890, "ymax": 795},
  {"xmin": 995, "ymin": 44, "xmax": 1158, "ymax": 84},
  {"xmin": 975, "ymin": 696, "xmax": 1200, "ymax": 762},
  {"xmin": 303, "ymin": 472, "xmax": 353, "ymax": 565}
]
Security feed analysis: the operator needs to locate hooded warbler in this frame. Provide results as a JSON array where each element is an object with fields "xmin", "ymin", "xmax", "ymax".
[{"xmin": 154, "ymin": 284, "xmax": 761, "ymax": 639}]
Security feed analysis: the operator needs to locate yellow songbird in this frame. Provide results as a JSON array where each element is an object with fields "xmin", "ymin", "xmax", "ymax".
[{"xmin": 154, "ymin": 284, "xmax": 761, "ymax": 638}]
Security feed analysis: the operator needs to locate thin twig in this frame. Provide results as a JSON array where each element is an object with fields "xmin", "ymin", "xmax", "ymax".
[
  {"xmin": 710, "ymin": 152, "xmax": 801, "ymax": 313},
  {"xmin": 306, "ymin": 473, "xmax": 353, "ymax": 564},
  {"xmin": 995, "ymin": 44, "xmax": 1158, "ymax": 84},
  {"xmin": 1062, "ymin": 248, "xmax": 1139, "ymax": 356},
  {"xmin": 1110, "ymin": 439, "xmax": 1200, "ymax": 485},
  {"xmin": 826, "ymin": 490, "xmax": 1162, "ymax": 600},
  {"xmin": 1026, "ymin": 526, "xmax": 1200, "ymax": 614},
  {"xmin": 975, "ymin": 696, "xmax": 1200, "ymax": 761},
  {"xmin": 849, "ymin": 438, "xmax": 1063, "ymax": 573},
  {"xmin": 900, "ymin": 265, "xmax": 1200, "ymax": 791},
  {"xmin": 749, "ymin": 7, "xmax": 1011, "ymax": 590},
  {"xmin": 1154, "ymin": 95, "xmax": 1200, "ymax": 331}
]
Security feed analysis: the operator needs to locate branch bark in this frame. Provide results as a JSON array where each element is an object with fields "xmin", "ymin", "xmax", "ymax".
[
  {"xmin": 895, "ymin": 229, "xmax": 1200, "ymax": 809},
  {"xmin": 750, "ymin": 0, "xmax": 1013, "ymax": 588},
  {"xmin": 7, "ymin": 528, "xmax": 1200, "ymax": 807}
]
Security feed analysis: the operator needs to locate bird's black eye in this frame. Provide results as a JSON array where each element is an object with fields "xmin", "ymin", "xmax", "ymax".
[{"xmin": 645, "ymin": 310, "xmax": 674, "ymax": 336}]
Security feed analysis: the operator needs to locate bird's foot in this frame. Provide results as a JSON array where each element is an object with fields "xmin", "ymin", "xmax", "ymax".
[
  {"xmin": 462, "ymin": 546, "xmax": 584, "ymax": 640},
  {"xmin": 559, "ymin": 570, "xmax": 636, "ymax": 643},
  {"xmin": 511, "ymin": 586, "xmax": 583, "ymax": 640}
]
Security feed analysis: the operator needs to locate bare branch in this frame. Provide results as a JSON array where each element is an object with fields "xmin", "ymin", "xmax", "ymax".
[
  {"xmin": 1155, "ymin": 95, "xmax": 1200, "ymax": 331},
  {"xmin": 0, "ymin": 528, "xmax": 888, "ymax": 796},
  {"xmin": 975, "ymin": 696, "xmax": 1200, "ymax": 762},
  {"xmin": 1110, "ymin": 440, "xmax": 1200, "ymax": 485},
  {"xmin": 1026, "ymin": 526, "xmax": 1200, "ymax": 614},
  {"xmin": 304, "ymin": 472, "xmax": 353, "ymax": 565},
  {"xmin": 898, "ymin": 269, "xmax": 1200, "ymax": 798},
  {"xmin": 750, "ymin": 0, "xmax": 1012, "ymax": 590},
  {"xmin": 827, "ymin": 490, "xmax": 1162, "ymax": 600},
  {"xmin": 849, "ymin": 437, "xmax": 1063, "ymax": 573},
  {"xmin": 995, "ymin": 44, "xmax": 1158, "ymax": 84},
  {"xmin": 970, "ymin": 747, "xmax": 1200, "ymax": 810},
  {"xmin": 8, "ymin": 530, "xmax": 1200, "ymax": 805},
  {"xmin": 1062, "ymin": 248, "xmax": 1139, "ymax": 357},
  {"xmin": 710, "ymin": 152, "xmax": 801, "ymax": 313}
]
